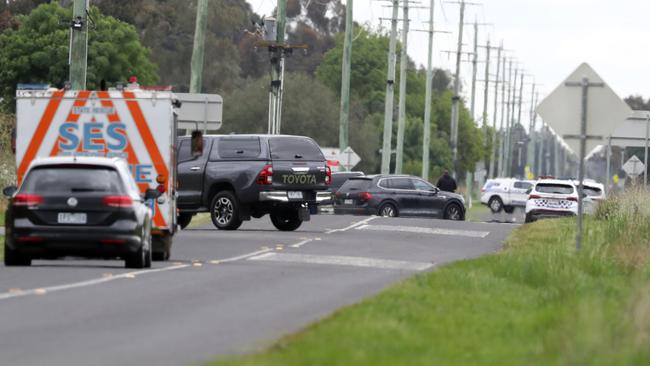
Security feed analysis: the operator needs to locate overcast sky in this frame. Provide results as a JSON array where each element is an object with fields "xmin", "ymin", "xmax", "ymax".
[{"xmin": 246, "ymin": 0, "xmax": 650, "ymax": 122}]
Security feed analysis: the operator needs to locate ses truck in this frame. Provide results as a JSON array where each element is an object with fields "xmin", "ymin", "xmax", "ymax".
[{"xmin": 14, "ymin": 88, "xmax": 178, "ymax": 260}]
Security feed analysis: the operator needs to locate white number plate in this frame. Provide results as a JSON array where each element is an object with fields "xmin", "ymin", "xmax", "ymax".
[
  {"xmin": 287, "ymin": 191, "xmax": 303, "ymax": 199},
  {"xmin": 57, "ymin": 212, "xmax": 87, "ymax": 224},
  {"xmin": 546, "ymin": 199, "xmax": 561, "ymax": 208},
  {"xmin": 344, "ymin": 199, "xmax": 353, "ymax": 205}
]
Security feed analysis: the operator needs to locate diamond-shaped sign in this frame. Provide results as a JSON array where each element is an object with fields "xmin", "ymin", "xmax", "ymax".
[
  {"xmin": 623, "ymin": 155, "xmax": 645, "ymax": 177},
  {"xmin": 339, "ymin": 146, "xmax": 361, "ymax": 171},
  {"xmin": 536, "ymin": 63, "xmax": 632, "ymax": 155}
]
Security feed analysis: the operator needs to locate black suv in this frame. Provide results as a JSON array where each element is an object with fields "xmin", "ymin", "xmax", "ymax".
[
  {"xmin": 176, "ymin": 134, "xmax": 331, "ymax": 231},
  {"xmin": 333, "ymin": 175, "xmax": 465, "ymax": 220}
]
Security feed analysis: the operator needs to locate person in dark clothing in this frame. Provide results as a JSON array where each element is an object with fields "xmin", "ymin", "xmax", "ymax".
[{"xmin": 436, "ymin": 170, "xmax": 457, "ymax": 192}]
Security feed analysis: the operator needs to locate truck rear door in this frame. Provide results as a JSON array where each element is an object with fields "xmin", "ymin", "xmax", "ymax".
[{"xmin": 268, "ymin": 137, "xmax": 328, "ymax": 199}]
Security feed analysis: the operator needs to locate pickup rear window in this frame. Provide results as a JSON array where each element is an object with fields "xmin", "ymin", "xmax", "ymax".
[
  {"xmin": 269, "ymin": 137, "xmax": 324, "ymax": 161},
  {"xmin": 213, "ymin": 137, "xmax": 261, "ymax": 159}
]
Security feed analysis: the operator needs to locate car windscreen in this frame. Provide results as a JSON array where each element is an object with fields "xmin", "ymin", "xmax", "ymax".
[
  {"xmin": 338, "ymin": 178, "xmax": 372, "ymax": 192},
  {"xmin": 583, "ymin": 186, "xmax": 602, "ymax": 197},
  {"xmin": 535, "ymin": 183, "xmax": 574, "ymax": 195},
  {"xmin": 269, "ymin": 137, "xmax": 324, "ymax": 161},
  {"xmin": 21, "ymin": 166, "xmax": 124, "ymax": 194}
]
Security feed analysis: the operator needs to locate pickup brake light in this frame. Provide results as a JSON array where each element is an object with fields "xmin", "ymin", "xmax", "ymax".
[
  {"xmin": 325, "ymin": 166, "xmax": 332, "ymax": 185},
  {"xmin": 256, "ymin": 164, "xmax": 273, "ymax": 185}
]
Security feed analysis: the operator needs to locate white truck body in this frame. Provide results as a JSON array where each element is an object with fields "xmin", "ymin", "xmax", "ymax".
[
  {"xmin": 15, "ymin": 89, "xmax": 177, "ymax": 240},
  {"xmin": 480, "ymin": 178, "xmax": 535, "ymax": 213}
]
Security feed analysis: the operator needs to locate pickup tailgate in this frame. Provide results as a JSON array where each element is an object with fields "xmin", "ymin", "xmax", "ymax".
[{"xmin": 268, "ymin": 136, "xmax": 329, "ymax": 193}]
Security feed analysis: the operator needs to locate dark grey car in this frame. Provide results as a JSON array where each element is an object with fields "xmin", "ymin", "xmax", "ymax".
[
  {"xmin": 333, "ymin": 175, "xmax": 465, "ymax": 220},
  {"xmin": 3, "ymin": 157, "xmax": 158, "ymax": 268}
]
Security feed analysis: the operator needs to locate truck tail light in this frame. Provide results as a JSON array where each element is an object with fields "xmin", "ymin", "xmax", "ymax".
[
  {"xmin": 325, "ymin": 166, "xmax": 332, "ymax": 185},
  {"xmin": 359, "ymin": 192, "xmax": 373, "ymax": 202},
  {"xmin": 13, "ymin": 194, "xmax": 43, "ymax": 207},
  {"xmin": 103, "ymin": 195, "xmax": 133, "ymax": 208},
  {"xmin": 156, "ymin": 184, "xmax": 166, "ymax": 193},
  {"xmin": 256, "ymin": 164, "xmax": 273, "ymax": 185}
]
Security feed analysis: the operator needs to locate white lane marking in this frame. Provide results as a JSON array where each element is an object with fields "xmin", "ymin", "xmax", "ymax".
[
  {"xmin": 0, "ymin": 264, "xmax": 189, "ymax": 301},
  {"xmin": 356, "ymin": 224, "xmax": 490, "ymax": 238},
  {"xmin": 290, "ymin": 239, "xmax": 313, "ymax": 248},
  {"xmin": 248, "ymin": 252, "xmax": 434, "ymax": 271},
  {"xmin": 210, "ymin": 248, "xmax": 273, "ymax": 264},
  {"xmin": 325, "ymin": 216, "xmax": 378, "ymax": 234}
]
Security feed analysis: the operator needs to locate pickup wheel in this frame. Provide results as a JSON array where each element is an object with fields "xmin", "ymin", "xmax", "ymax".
[
  {"xmin": 488, "ymin": 196, "xmax": 503, "ymax": 213},
  {"xmin": 270, "ymin": 209, "xmax": 302, "ymax": 231},
  {"xmin": 177, "ymin": 213, "xmax": 193, "ymax": 230},
  {"xmin": 210, "ymin": 191, "xmax": 243, "ymax": 230}
]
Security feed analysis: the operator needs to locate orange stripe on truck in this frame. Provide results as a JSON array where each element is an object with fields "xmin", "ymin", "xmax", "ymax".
[{"xmin": 17, "ymin": 90, "xmax": 65, "ymax": 184}]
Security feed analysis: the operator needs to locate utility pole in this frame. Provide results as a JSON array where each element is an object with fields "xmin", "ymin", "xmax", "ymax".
[
  {"xmin": 69, "ymin": 0, "xmax": 89, "ymax": 90},
  {"xmin": 526, "ymin": 84, "xmax": 537, "ymax": 174},
  {"xmin": 497, "ymin": 55, "xmax": 507, "ymax": 177},
  {"xmin": 338, "ymin": 0, "xmax": 353, "ymax": 153},
  {"xmin": 268, "ymin": 0, "xmax": 287, "ymax": 134},
  {"xmin": 381, "ymin": 0, "xmax": 399, "ymax": 174},
  {"xmin": 502, "ymin": 60, "xmax": 514, "ymax": 177},
  {"xmin": 470, "ymin": 21, "xmax": 479, "ymax": 118},
  {"xmin": 488, "ymin": 43, "xmax": 502, "ymax": 178},
  {"xmin": 449, "ymin": 1, "xmax": 466, "ymax": 178},
  {"xmin": 395, "ymin": 1, "xmax": 410, "ymax": 174},
  {"xmin": 514, "ymin": 73, "xmax": 525, "ymax": 177},
  {"xmin": 190, "ymin": 0, "xmax": 208, "ymax": 94},
  {"xmin": 422, "ymin": 0, "xmax": 435, "ymax": 181}
]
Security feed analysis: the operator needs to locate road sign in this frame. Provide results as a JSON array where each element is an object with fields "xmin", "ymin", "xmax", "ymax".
[
  {"xmin": 623, "ymin": 155, "xmax": 645, "ymax": 178},
  {"xmin": 536, "ymin": 63, "xmax": 631, "ymax": 155},
  {"xmin": 340, "ymin": 146, "xmax": 361, "ymax": 171},
  {"xmin": 175, "ymin": 93, "xmax": 223, "ymax": 132}
]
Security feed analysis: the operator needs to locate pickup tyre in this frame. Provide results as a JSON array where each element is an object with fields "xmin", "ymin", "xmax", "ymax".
[
  {"xmin": 210, "ymin": 191, "xmax": 243, "ymax": 230},
  {"xmin": 270, "ymin": 208, "xmax": 302, "ymax": 231}
]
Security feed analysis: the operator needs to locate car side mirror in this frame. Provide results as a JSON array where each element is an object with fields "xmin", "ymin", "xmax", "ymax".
[
  {"xmin": 190, "ymin": 130, "xmax": 203, "ymax": 157},
  {"xmin": 144, "ymin": 188, "xmax": 161, "ymax": 200},
  {"xmin": 3, "ymin": 186, "xmax": 17, "ymax": 197},
  {"xmin": 525, "ymin": 188, "xmax": 532, "ymax": 194}
]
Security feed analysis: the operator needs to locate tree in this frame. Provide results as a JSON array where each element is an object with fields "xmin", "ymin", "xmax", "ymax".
[
  {"xmin": 625, "ymin": 95, "xmax": 650, "ymax": 111},
  {"xmin": 0, "ymin": 3, "xmax": 158, "ymax": 110}
]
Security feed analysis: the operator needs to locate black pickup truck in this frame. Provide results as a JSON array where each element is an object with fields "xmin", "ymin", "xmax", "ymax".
[{"xmin": 176, "ymin": 134, "xmax": 332, "ymax": 231}]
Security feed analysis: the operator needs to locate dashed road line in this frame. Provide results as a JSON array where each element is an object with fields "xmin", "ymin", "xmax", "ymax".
[
  {"xmin": 325, "ymin": 216, "xmax": 378, "ymax": 234},
  {"xmin": 248, "ymin": 252, "xmax": 434, "ymax": 271},
  {"xmin": 356, "ymin": 224, "xmax": 490, "ymax": 238},
  {"xmin": 209, "ymin": 248, "xmax": 274, "ymax": 264},
  {"xmin": 0, "ymin": 263, "xmax": 190, "ymax": 301}
]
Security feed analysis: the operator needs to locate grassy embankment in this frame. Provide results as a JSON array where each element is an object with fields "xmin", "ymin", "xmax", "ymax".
[{"xmin": 208, "ymin": 190, "xmax": 650, "ymax": 365}]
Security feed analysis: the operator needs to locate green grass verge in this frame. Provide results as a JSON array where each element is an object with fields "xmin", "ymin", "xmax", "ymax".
[
  {"xmin": 208, "ymin": 193, "xmax": 650, "ymax": 366},
  {"xmin": 188, "ymin": 213, "xmax": 212, "ymax": 228}
]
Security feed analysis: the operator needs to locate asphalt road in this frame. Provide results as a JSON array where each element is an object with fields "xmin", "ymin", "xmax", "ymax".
[{"xmin": 0, "ymin": 214, "xmax": 517, "ymax": 366}]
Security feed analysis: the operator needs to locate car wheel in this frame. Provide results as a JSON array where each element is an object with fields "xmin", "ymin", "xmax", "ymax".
[
  {"xmin": 378, "ymin": 203, "xmax": 398, "ymax": 217},
  {"xmin": 488, "ymin": 196, "xmax": 503, "ymax": 213},
  {"xmin": 524, "ymin": 213, "xmax": 535, "ymax": 223},
  {"xmin": 504, "ymin": 206, "xmax": 515, "ymax": 214},
  {"xmin": 444, "ymin": 203, "xmax": 464, "ymax": 221},
  {"xmin": 152, "ymin": 233, "xmax": 172, "ymax": 261},
  {"xmin": 210, "ymin": 191, "xmax": 243, "ymax": 230},
  {"xmin": 177, "ymin": 213, "xmax": 193, "ymax": 230},
  {"xmin": 143, "ymin": 225, "xmax": 152, "ymax": 268},
  {"xmin": 125, "ymin": 238, "xmax": 147, "ymax": 269},
  {"xmin": 4, "ymin": 243, "xmax": 31, "ymax": 266},
  {"xmin": 270, "ymin": 209, "xmax": 302, "ymax": 231}
]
